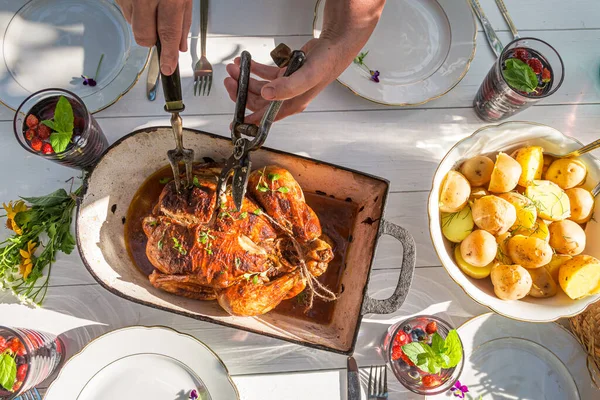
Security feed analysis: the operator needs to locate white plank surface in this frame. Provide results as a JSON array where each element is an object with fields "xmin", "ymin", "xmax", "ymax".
[{"xmin": 1, "ymin": 0, "xmax": 600, "ymax": 399}]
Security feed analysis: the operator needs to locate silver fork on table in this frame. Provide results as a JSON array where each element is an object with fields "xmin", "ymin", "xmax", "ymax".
[
  {"xmin": 193, "ymin": 0, "xmax": 213, "ymax": 96},
  {"xmin": 368, "ymin": 365, "xmax": 388, "ymax": 399}
]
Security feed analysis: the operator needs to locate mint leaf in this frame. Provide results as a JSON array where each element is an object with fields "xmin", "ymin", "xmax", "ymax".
[
  {"xmin": 21, "ymin": 188, "xmax": 69, "ymax": 207},
  {"xmin": 53, "ymin": 96, "xmax": 74, "ymax": 134},
  {"xmin": 41, "ymin": 120, "xmax": 56, "ymax": 130},
  {"xmin": 503, "ymin": 58, "xmax": 538, "ymax": 93},
  {"xmin": 0, "ymin": 352, "xmax": 17, "ymax": 392},
  {"xmin": 431, "ymin": 333, "xmax": 446, "ymax": 354},
  {"xmin": 442, "ymin": 330, "xmax": 463, "ymax": 368},
  {"xmin": 49, "ymin": 131, "xmax": 72, "ymax": 153},
  {"xmin": 402, "ymin": 342, "xmax": 439, "ymax": 373}
]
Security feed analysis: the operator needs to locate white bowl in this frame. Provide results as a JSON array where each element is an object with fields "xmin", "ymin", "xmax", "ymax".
[{"xmin": 428, "ymin": 121, "xmax": 600, "ymax": 322}]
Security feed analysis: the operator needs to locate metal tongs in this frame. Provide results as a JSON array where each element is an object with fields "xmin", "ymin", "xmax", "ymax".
[
  {"xmin": 156, "ymin": 40, "xmax": 193, "ymax": 192},
  {"xmin": 216, "ymin": 44, "xmax": 306, "ymax": 211}
]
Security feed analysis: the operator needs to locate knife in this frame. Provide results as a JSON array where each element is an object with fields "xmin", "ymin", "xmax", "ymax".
[
  {"xmin": 146, "ymin": 46, "xmax": 160, "ymax": 101},
  {"xmin": 470, "ymin": 0, "xmax": 504, "ymax": 57},
  {"xmin": 347, "ymin": 356, "xmax": 360, "ymax": 400}
]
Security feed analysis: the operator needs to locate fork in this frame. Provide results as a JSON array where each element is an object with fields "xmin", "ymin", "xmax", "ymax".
[
  {"xmin": 193, "ymin": 0, "xmax": 212, "ymax": 96},
  {"xmin": 544, "ymin": 138, "xmax": 600, "ymax": 159},
  {"xmin": 368, "ymin": 365, "xmax": 388, "ymax": 399}
]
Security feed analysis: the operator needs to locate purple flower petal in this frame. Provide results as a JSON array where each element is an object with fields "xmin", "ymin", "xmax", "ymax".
[
  {"xmin": 369, "ymin": 70, "xmax": 380, "ymax": 83},
  {"xmin": 189, "ymin": 389, "xmax": 199, "ymax": 400},
  {"xmin": 81, "ymin": 75, "xmax": 97, "ymax": 87}
]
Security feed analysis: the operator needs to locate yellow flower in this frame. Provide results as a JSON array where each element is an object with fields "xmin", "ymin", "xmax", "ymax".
[
  {"xmin": 3, "ymin": 201, "xmax": 27, "ymax": 235},
  {"xmin": 19, "ymin": 240, "xmax": 36, "ymax": 280}
]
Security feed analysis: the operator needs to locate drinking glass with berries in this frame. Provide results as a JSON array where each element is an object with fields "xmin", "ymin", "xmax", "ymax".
[
  {"xmin": 0, "ymin": 327, "xmax": 64, "ymax": 399},
  {"xmin": 473, "ymin": 37, "xmax": 564, "ymax": 122},
  {"xmin": 382, "ymin": 315, "xmax": 464, "ymax": 395},
  {"xmin": 13, "ymin": 89, "xmax": 108, "ymax": 169}
]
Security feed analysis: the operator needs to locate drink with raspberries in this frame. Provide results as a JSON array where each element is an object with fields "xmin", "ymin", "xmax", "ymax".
[
  {"xmin": 474, "ymin": 37, "xmax": 564, "ymax": 122},
  {"xmin": 0, "ymin": 327, "xmax": 64, "ymax": 399},
  {"xmin": 383, "ymin": 315, "xmax": 464, "ymax": 395},
  {"xmin": 13, "ymin": 89, "xmax": 108, "ymax": 169}
]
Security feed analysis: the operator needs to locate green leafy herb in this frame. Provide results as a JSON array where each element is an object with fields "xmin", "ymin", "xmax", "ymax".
[
  {"xmin": 148, "ymin": 220, "xmax": 158, "ymax": 227},
  {"xmin": 277, "ymin": 187, "xmax": 290, "ymax": 194},
  {"xmin": 41, "ymin": 96, "xmax": 75, "ymax": 153},
  {"xmin": 159, "ymin": 177, "xmax": 171, "ymax": 184},
  {"xmin": 20, "ymin": 189, "xmax": 70, "ymax": 207},
  {"xmin": 192, "ymin": 176, "xmax": 200, "ymax": 188},
  {"xmin": 158, "ymin": 239, "xmax": 163, "ymax": 250},
  {"xmin": 256, "ymin": 184, "xmax": 269, "ymax": 193},
  {"xmin": 0, "ymin": 351, "xmax": 17, "ymax": 392},
  {"xmin": 253, "ymin": 209, "xmax": 262, "ymax": 216},
  {"xmin": 268, "ymin": 173, "xmax": 280, "ymax": 181},
  {"xmin": 172, "ymin": 237, "xmax": 187, "ymax": 255},
  {"xmin": 235, "ymin": 257, "xmax": 241, "ymax": 268},
  {"xmin": 353, "ymin": 51, "xmax": 369, "ymax": 65},
  {"xmin": 401, "ymin": 330, "xmax": 463, "ymax": 374},
  {"xmin": 502, "ymin": 58, "xmax": 538, "ymax": 93},
  {"xmin": 239, "ymin": 212, "xmax": 248, "ymax": 219},
  {"xmin": 252, "ymin": 275, "xmax": 259, "ymax": 284}
]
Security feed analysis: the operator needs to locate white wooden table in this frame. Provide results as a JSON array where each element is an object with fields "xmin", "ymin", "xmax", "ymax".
[{"xmin": 1, "ymin": 0, "xmax": 600, "ymax": 398}]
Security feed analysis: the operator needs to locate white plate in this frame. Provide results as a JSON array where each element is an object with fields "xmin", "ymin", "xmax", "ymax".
[
  {"xmin": 44, "ymin": 326, "xmax": 238, "ymax": 400},
  {"xmin": 313, "ymin": 0, "xmax": 476, "ymax": 106},
  {"xmin": 0, "ymin": 0, "xmax": 149, "ymax": 113},
  {"xmin": 428, "ymin": 121, "xmax": 600, "ymax": 322},
  {"xmin": 426, "ymin": 313, "xmax": 598, "ymax": 399}
]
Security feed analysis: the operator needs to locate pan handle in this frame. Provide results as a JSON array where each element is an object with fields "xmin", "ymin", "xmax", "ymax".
[{"xmin": 361, "ymin": 219, "xmax": 416, "ymax": 315}]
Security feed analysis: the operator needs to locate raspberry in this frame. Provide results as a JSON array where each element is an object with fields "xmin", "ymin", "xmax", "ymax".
[
  {"xmin": 527, "ymin": 58, "xmax": 543, "ymax": 74},
  {"xmin": 38, "ymin": 124, "xmax": 51, "ymax": 140},
  {"xmin": 422, "ymin": 375, "xmax": 442, "ymax": 388},
  {"xmin": 16, "ymin": 364, "xmax": 27, "ymax": 381},
  {"xmin": 513, "ymin": 48, "xmax": 529, "ymax": 62},
  {"xmin": 12, "ymin": 381, "xmax": 22, "ymax": 392},
  {"xmin": 542, "ymin": 68, "xmax": 551, "ymax": 83},
  {"xmin": 391, "ymin": 344, "xmax": 403, "ymax": 361},
  {"xmin": 25, "ymin": 129, "xmax": 36, "ymax": 141},
  {"xmin": 25, "ymin": 114, "xmax": 38, "ymax": 129},
  {"xmin": 30, "ymin": 137, "xmax": 42, "ymax": 152},
  {"xmin": 400, "ymin": 352, "xmax": 415, "ymax": 366},
  {"xmin": 0, "ymin": 336, "xmax": 6, "ymax": 352},
  {"xmin": 425, "ymin": 321, "xmax": 437, "ymax": 334},
  {"xmin": 394, "ymin": 331, "xmax": 412, "ymax": 346},
  {"xmin": 42, "ymin": 143, "xmax": 54, "ymax": 155},
  {"xmin": 8, "ymin": 338, "xmax": 21, "ymax": 353}
]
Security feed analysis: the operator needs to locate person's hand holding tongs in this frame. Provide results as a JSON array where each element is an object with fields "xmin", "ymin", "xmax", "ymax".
[{"xmin": 216, "ymin": 44, "xmax": 306, "ymax": 211}]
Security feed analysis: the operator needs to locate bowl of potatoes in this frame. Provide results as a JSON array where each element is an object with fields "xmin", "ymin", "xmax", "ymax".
[{"xmin": 428, "ymin": 121, "xmax": 600, "ymax": 322}]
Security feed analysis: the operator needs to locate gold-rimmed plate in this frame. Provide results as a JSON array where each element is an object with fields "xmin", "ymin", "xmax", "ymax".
[
  {"xmin": 313, "ymin": 0, "xmax": 476, "ymax": 106},
  {"xmin": 0, "ymin": 0, "xmax": 149, "ymax": 113}
]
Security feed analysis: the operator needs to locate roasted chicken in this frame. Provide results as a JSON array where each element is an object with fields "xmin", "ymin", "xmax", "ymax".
[{"xmin": 142, "ymin": 164, "xmax": 334, "ymax": 316}]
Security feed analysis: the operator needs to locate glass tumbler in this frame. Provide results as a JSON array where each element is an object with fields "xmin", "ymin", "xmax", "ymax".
[
  {"xmin": 13, "ymin": 89, "xmax": 108, "ymax": 170},
  {"xmin": 473, "ymin": 37, "xmax": 564, "ymax": 122},
  {"xmin": 0, "ymin": 327, "xmax": 64, "ymax": 400}
]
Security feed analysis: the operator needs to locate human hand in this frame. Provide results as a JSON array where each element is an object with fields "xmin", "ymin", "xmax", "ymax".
[{"xmin": 116, "ymin": 0, "xmax": 192, "ymax": 75}]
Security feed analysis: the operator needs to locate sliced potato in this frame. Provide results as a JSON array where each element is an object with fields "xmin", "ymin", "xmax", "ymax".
[
  {"xmin": 543, "ymin": 254, "xmax": 572, "ymax": 283},
  {"xmin": 542, "ymin": 155, "xmax": 555, "ymax": 177},
  {"xmin": 472, "ymin": 195, "xmax": 517, "ymax": 235},
  {"xmin": 439, "ymin": 171, "xmax": 471, "ymax": 213},
  {"xmin": 548, "ymin": 219, "xmax": 586, "ymax": 255},
  {"xmin": 545, "ymin": 158, "xmax": 587, "ymax": 190},
  {"xmin": 488, "ymin": 152, "xmax": 522, "ymax": 193},
  {"xmin": 512, "ymin": 218, "xmax": 550, "ymax": 242},
  {"xmin": 566, "ymin": 187, "xmax": 595, "ymax": 224},
  {"xmin": 460, "ymin": 156, "xmax": 495, "ymax": 187},
  {"xmin": 454, "ymin": 246, "xmax": 493, "ymax": 279},
  {"xmin": 495, "ymin": 232, "xmax": 513, "ymax": 265},
  {"xmin": 498, "ymin": 192, "xmax": 537, "ymax": 230},
  {"xmin": 558, "ymin": 255, "xmax": 600, "ymax": 299},
  {"xmin": 508, "ymin": 234, "xmax": 553, "ymax": 269},
  {"xmin": 441, "ymin": 206, "xmax": 474, "ymax": 243},
  {"xmin": 525, "ymin": 180, "xmax": 571, "ymax": 221},
  {"xmin": 491, "ymin": 264, "xmax": 532, "ymax": 300},
  {"xmin": 527, "ymin": 267, "xmax": 558, "ymax": 298},
  {"xmin": 460, "ymin": 230, "xmax": 498, "ymax": 267},
  {"xmin": 470, "ymin": 187, "xmax": 489, "ymax": 200},
  {"xmin": 512, "ymin": 146, "xmax": 544, "ymax": 187}
]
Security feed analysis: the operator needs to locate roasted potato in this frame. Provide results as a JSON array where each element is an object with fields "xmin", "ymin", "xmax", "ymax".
[
  {"xmin": 488, "ymin": 152, "xmax": 522, "ymax": 193},
  {"xmin": 507, "ymin": 235, "xmax": 553, "ymax": 269},
  {"xmin": 495, "ymin": 232, "xmax": 513, "ymax": 265},
  {"xmin": 566, "ymin": 187, "xmax": 595, "ymax": 224},
  {"xmin": 460, "ymin": 156, "xmax": 495, "ymax": 187},
  {"xmin": 558, "ymin": 255, "xmax": 600, "ymax": 299},
  {"xmin": 511, "ymin": 146, "xmax": 544, "ymax": 187},
  {"xmin": 528, "ymin": 267, "xmax": 558, "ymax": 298},
  {"xmin": 471, "ymin": 195, "xmax": 517, "ymax": 235},
  {"xmin": 525, "ymin": 180, "xmax": 571, "ymax": 221},
  {"xmin": 470, "ymin": 187, "xmax": 489, "ymax": 200},
  {"xmin": 545, "ymin": 158, "xmax": 587, "ymax": 190},
  {"xmin": 460, "ymin": 230, "xmax": 498, "ymax": 267},
  {"xmin": 491, "ymin": 264, "xmax": 533, "ymax": 300},
  {"xmin": 439, "ymin": 171, "xmax": 471, "ymax": 213},
  {"xmin": 543, "ymin": 254, "xmax": 572, "ymax": 283},
  {"xmin": 498, "ymin": 192, "xmax": 537, "ymax": 230},
  {"xmin": 454, "ymin": 246, "xmax": 493, "ymax": 279},
  {"xmin": 548, "ymin": 219, "xmax": 586, "ymax": 255},
  {"xmin": 441, "ymin": 206, "xmax": 474, "ymax": 243},
  {"xmin": 512, "ymin": 218, "xmax": 549, "ymax": 242}
]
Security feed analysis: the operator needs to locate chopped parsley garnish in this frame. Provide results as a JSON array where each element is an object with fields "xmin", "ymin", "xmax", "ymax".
[{"xmin": 172, "ymin": 237, "xmax": 187, "ymax": 255}]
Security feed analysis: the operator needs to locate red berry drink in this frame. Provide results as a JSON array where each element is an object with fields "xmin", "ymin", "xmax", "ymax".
[
  {"xmin": 382, "ymin": 315, "xmax": 464, "ymax": 396},
  {"xmin": 473, "ymin": 37, "xmax": 564, "ymax": 122},
  {"xmin": 0, "ymin": 327, "xmax": 64, "ymax": 399},
  {"xmin": 13, "ymin": 89, "xmax": 108, "ymax": 170}
]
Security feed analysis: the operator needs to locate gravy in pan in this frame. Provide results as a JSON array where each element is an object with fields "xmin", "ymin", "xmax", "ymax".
[{"xmin": 124, "ymin": 165, "xmax": 358, "ymax": 325}]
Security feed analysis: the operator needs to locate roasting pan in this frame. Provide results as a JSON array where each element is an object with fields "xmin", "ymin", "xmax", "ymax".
[{"xmin": 76, "ymin": 127, "xmax": 416, "ymax": 355}]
